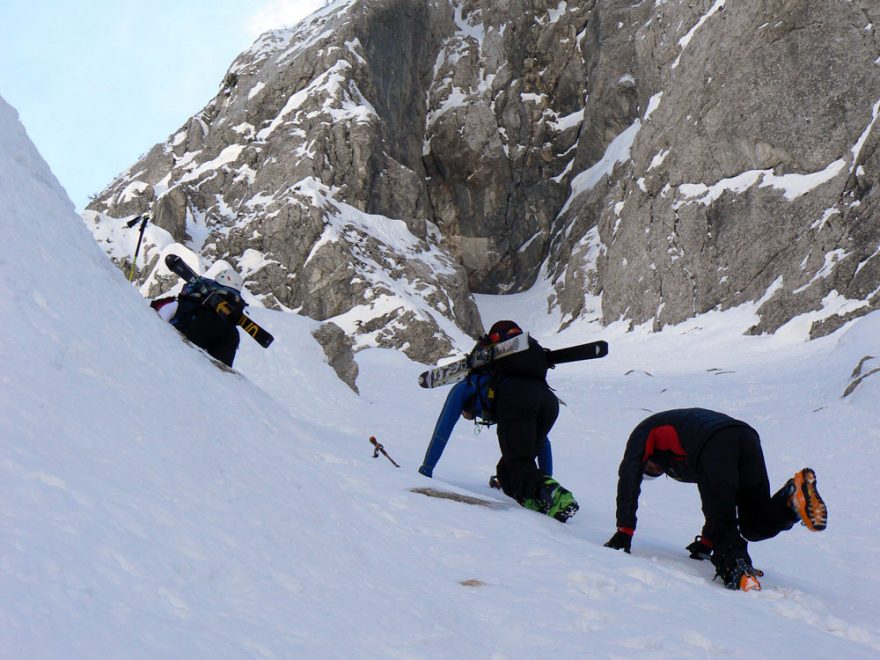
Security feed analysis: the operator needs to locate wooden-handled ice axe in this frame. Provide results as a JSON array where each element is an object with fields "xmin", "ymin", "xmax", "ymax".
[{"xmin": 369, "ymin": 436, "xmax": 400, "ymax": 467}]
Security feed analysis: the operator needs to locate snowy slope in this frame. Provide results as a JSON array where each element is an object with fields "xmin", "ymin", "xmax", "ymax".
[{"xmin": 2, "ymin": 94, "xmax": 880, "ymax": 658}]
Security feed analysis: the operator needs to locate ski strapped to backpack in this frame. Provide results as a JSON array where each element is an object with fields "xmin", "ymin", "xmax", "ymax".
[
  {"xmin": 548, "ymin": 340, "xmax": 608, "ymax": 365},
  {"xmin": 164, "ymin": 254, "xmax": 274, "ymax": 348},
  {"xmin": 417, "ymin": 332, "xmax": 530, "ymax": 388},
  {"xmin": 417, "ymin": 336, "xmax": 609, "ymax": 389},
  {"xmin": 467, "ymin": 341, "xmax": 609, "ymax": 427}
]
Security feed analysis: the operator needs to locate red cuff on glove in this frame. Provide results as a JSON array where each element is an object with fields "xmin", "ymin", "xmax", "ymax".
[{"xmin": 618, "ymin": 527, "xmax": 634, "ymax": 536}]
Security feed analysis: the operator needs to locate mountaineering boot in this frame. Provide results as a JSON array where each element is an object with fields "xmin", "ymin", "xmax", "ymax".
[
  {"xmin": 522, "ymin": 477, "xmax": 579, "ymax": 522},
  {"xmin": 786, "ymin": 468, "xmax": 827, "ymax": 531},
  {"xmin": 723, "ymin": 558, "xmax": 762, "ymax": 592},
  {"xmin": 546, "ymin": 479, "xmax": 579, "ymax": 522},
  {"xmin": 713, "ymin": 544, "xmax": 763, "ymax": 592}
]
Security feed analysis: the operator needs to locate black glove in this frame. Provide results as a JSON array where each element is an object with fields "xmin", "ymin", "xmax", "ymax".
[
  {"xmin": 604, "ymin": 530, "xmax": 632, "ymax": 553},
  {"xmin": 685, "ymin": 535, "xmax": 714, "ymax": 561}
]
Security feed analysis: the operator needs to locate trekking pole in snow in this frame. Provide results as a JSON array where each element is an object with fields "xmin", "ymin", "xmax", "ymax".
[
  {"xmin": 126, "ymin": 214, "xmax": 150, "ymax": 281},
  {"xmin": 370, "ymin": 436, "xmax": 400, "ymax": 467}
]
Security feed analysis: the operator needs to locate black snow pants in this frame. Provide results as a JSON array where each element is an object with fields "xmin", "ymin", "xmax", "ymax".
[
  {"xmin": 177, "ymin": 308, "xmax": 241, "ymax": 367},
  {"xmin": 494, "ymin": 376, "xmax": 559, "ymax": 503},
  {"xmin": 697, "ymin": 426, "xmax": 797, "ymax": 560}
]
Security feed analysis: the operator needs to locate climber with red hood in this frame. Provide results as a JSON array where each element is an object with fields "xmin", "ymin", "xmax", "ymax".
[{"xmin": 603, "ymin": 408, "xmax": 827, "ymax": 591}]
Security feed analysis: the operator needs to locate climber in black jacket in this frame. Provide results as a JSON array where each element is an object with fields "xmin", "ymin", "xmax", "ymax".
[
  {"xmin": 603, "ymin": 408, "xmax": 827, "ymax": 591},
  {"xmin": 153, "ymin": 267, "xmax": 245, "ymax": 367}
]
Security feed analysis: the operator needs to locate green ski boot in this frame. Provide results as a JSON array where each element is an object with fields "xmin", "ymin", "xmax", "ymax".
[{"xmin": 522, "ymin": 477, "xmax": 579, "ymax": 522}]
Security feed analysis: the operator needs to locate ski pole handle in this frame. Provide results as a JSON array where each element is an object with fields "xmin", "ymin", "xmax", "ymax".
[{"xmin": 127, "ymin": 214, "xmax": 150, "ymax": 281}]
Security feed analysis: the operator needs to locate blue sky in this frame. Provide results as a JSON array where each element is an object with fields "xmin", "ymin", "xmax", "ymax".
[{"xmin": 0, "ymin": 1, "xmax": 325, "ymax": 211}]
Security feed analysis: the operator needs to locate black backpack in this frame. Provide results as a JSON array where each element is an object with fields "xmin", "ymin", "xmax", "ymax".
[
  {"xmin": 462, "ymin": 369, "xmax": 504, "ymax": 427},
  {"xmin": 461, "ymin": 331, "xmax": 551, "ymax": 426},
  {"xmin": 171, "ymin": 277, "xmax": 244, "ymax": 330}
]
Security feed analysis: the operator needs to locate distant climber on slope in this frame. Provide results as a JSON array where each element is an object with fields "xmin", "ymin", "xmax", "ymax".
[{"xmin": 152, "ymin": 266, "xmax": 246, "ymax": 368}]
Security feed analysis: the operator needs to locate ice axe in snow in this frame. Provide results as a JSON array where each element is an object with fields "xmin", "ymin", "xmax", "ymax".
[
  {"xmin": 126, "ymin": 214, "xmax": 150, "ymax": 281},
  {"xmin": 370, "ymin": 436, "xmax": 400, "ymax": 467}
]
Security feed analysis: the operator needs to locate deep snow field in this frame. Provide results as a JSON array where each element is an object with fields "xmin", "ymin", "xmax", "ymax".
[{"xmin": 2, "ymin": 94, "xmax": 879, "ymax": 659}]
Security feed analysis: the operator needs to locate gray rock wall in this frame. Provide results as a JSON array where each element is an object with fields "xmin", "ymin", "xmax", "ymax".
[
  {"xmin": 549, "ymin": 0, "xmax": 880, "ymax": 336},
  {"xmin": 88, "ymin": 0, "xmax": 880, "ymax": 365}
]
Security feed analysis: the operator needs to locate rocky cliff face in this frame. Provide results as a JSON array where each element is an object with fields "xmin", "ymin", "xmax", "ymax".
[
  {"xmin": 549, "ymin": 0, "xmax": 880, "ymax": 338},
  {"xmin": 87, "ymin": 0, "xmax": 880, "ymax": 363}
]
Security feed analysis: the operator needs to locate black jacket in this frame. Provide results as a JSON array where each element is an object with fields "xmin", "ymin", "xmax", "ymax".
[
  {"xmin": 491, "ymin": 336, "xmax": 551, "ymax": 381},
  {"xmin": 614, "ymin": 408, "xmax": 754, "ymax": 530}
]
